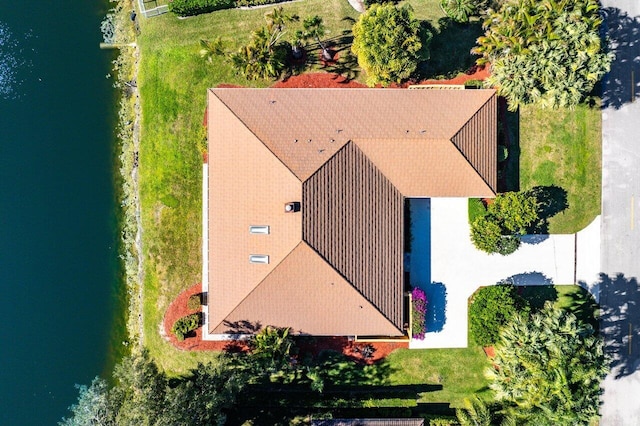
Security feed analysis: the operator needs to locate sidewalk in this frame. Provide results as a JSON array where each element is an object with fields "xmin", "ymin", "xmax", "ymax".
[{"xmin": 410, "ymin": 198, "xmax": 601, "ymax": 349}]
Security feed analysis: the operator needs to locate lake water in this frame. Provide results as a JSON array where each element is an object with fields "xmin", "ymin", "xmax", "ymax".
[{"xmin": 0, "ymin": 1, "xmax": 121, "ymax": 424}]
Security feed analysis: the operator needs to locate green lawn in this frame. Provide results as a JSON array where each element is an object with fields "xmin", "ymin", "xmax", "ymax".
[
  {"xmin": 385, "ymin": 347, "xmax": 492, "ymax": 407},
  {"xmin": 518, "ymin": 104, "xmax": 602, "ymax": 234}
]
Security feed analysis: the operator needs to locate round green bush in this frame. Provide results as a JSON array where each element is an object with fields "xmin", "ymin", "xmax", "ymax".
[
  {"xmin": 172, "ymin": 313, "xmax": 201, "ymax": 341},
  {"xmin": 469, "ymin": 284, "xmax": 528, "ymax": 346}
]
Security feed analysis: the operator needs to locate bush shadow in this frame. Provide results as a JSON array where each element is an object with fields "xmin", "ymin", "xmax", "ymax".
[
  {"xmin": 598, "ymin": 273, "xmax": 640, "ymax": 379},
  {"xmin": 601, "ymin": 7, "xmax": 640, "ymax": 109}
]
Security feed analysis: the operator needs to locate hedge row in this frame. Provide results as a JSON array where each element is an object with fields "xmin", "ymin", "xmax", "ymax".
[
  {"xmin": 169, "ymin": 0, "xmax": 292, "ymax": 16},
  {"xmin": 236, "ymin": 0, "xmax": 290, "ymax": 7},
  {"xmin": 168, "ymin": 0, "xmax": 236, "ymax": 16}
]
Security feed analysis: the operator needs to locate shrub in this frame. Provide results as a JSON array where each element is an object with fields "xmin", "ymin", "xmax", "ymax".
[
  {"xmin": 440, "ymin": 0, "xmax": 477, "ymax": 23},
  {"xmin": 468, "ymin": 283, "xmax": 527, "ymax": 346},
  {"xmin": 171, "ymin": 313, "xmax": 200, "ymax": 341},
  {"xmin": 463, "ymin": 78, "xmax": 484, "ymax": 88},
  {"xmin": 236, "ymin": 0, "xmax": 288, "ymax": 7},
  {"xmin": 187, "ymin": 293, "xmax": 201, "ymax": 311},
  {"xmin": 470, "ymin": 191, "xmax": 538, "ymax": 255},
  {"xmin": 411, "ymin": 287, "xmax": 428, "ymax": 340},
  {"xmin": 497, "ymin": 144, "xmax": 508, "ymax": 162},
  {"xmin": 351, "ymin": 4, "xmax": 429, "ymax": 87},
  {"xmin": 168, "ymin": 0, "xmax": 235, "ymax": 17},
  {"xmin": 363, "ymin": 0, "xmax": 400, "ymax": 8}
]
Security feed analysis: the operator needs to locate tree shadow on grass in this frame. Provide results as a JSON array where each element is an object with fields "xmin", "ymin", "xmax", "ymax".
[
  {"xmin": 227, "ymin": 350, "xmax": 447, "ymax": 424},
  {"xmin": 417, "ymin": 18, "xmax": 483, "ymax": 79},
  {"xmin": 526, "ymin": 185, "xmax": 569, "ymax": 234},
  {"xmin": 517, "ymin": 283, "xmax": 558, "ymax": 313},
  {"xmin": 601, "ymin": 7, "xmax": 640, "ymax": 110}
]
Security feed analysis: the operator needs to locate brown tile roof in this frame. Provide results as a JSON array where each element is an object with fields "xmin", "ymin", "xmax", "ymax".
[
  {"xmin": 303, "ymin": 142, "xmax": 404, "ymax": 330},
  {"xmin": 210, "ymin": 88, "xmax": 497, "ymax": 189},
  {"xmin": 214, "ymin": 242, "xmax": 402, "ymax": 336},
  {"xmin": 206, "ymin": 87, "xmax": 497, "ymax": 336}
]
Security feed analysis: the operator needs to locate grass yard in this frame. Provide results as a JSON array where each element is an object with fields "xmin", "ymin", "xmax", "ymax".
[
  {"xmin": 385, "ymin": 347, "xmax": 492, "ymax": 407},
  {"xmin": 519, "ymin": 104, "xmax": 602, "ymax": 234}
]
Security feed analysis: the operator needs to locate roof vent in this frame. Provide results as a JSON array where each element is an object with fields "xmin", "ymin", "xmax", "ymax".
[
  {"xmin": 249, "ymin": 254, "xmax": 269, "ymax": 264},
  {"xmin": 249, "ymin": 225, "xmax": 270, "ymax": 234},
  {"xmin": 284, "ymin": 202, "xmax": 301, "ymax": 213}
]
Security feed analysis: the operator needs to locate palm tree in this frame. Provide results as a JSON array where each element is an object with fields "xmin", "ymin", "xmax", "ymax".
[
  {"xmin": 456, "ymin": 397, "xmax": 493, "ymax": 426},
  {"xmin": 297, "ymin": 16, "xmax": 332, "ymax": 61},
  {"xmin": 487, "ymin": 302, "xmax": 608, "ymax": 424},
  {"xmin": 199, "ymin": 37, "xmax": 225, "ymax": 63},
  {"xmin": 473, "ymin": 0, "xmax": 612, "ymax": 109}
]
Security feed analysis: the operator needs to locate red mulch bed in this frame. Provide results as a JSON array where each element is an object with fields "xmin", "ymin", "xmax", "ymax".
[
  {"xmin": 163, "ymin": 283, "xmax": 408, "ymax": 360},
  {"xmin": 163, "ymin": 283, "xmax": 248, "ymax": 351},
  {"xmin": 483, "ymin": 346, "xmax": 496, "ymax": 358},
  {"xmin": 271, "ymin": 65, "xmax": 489, "ymax": 89},
  {"xmin": 273, "ymin": 72, "xmax": 366, "ymax": 88}
]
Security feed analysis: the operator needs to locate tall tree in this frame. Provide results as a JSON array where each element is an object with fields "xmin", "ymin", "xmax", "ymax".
[
  {"xmin": 61, "ymin": 351, "xmax": 245, "ymax": 426},
  {"xmin": 59, "ymin": 378, "xmax": 115, "ymax": 426},
  {"xmin": 351, "ymin": 4, "xmax": 428, "ymax": 86},
  {"xmin": 111, "ymin": 349, "xmax": 168, "ymax": 425},
  {"xmin": 487, "ymin": 302, "xmax": 608, "ymax": 424},
  {"xmin": 159, "ymin": 361, "xmax": 244, "ymax": 426},
  {"xmin": 473, "ymin": 0, "xmax": 612, "ymax": 110}
]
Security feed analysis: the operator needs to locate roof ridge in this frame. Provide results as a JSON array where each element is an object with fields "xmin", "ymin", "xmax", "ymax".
[
  {"xmin": 213, "ymin": 241, "xmax": 402, "ymax": 335},
  {"xmin": 209, "ymin": 241, "xmax": 305, "ymax": 334},
  {"xmin": 303, "ymin": 142, "xmax": 404, "ymax": 331},
  {"xmin": 449, "ymin": 93, "xmax": 497, "ymax": 195},
  {"xmin": 210, "ymin": 89, "xmax": 303, "ymax": 183}
]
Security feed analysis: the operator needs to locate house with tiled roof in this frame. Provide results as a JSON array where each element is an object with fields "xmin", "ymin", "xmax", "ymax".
[{"xmin": 202, "ymin": 88, "xmax": 497, "ymax": 339}]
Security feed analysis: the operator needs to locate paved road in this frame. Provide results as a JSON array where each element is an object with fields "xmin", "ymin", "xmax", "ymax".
[{"xmin": 600, "ymin": 0, "xmax": 640, "ymax": 424}]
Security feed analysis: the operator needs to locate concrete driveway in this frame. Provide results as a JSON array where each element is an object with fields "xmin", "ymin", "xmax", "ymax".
[
  {"xmin": 599, "ymin": 0, "xmax": 640, "ymax": 423},
  {"xmin": 410, "ymin": 198, "xmax": 601, "ymax": 349}
]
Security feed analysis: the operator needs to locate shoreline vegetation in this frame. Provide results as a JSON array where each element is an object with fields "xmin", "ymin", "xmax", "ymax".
[{"xmin": 103, "ymin": 0, "xmax": 144, "ymax": 353}]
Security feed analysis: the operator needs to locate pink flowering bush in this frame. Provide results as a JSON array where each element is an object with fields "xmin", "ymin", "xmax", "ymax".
[{"xmin": 411, "ymin": 287, "xmax": 428, "ymax": 340}]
